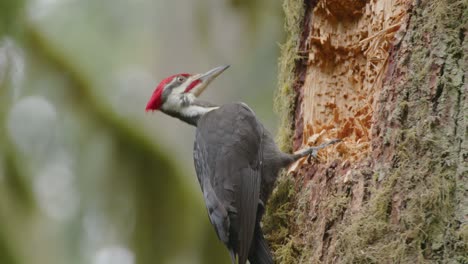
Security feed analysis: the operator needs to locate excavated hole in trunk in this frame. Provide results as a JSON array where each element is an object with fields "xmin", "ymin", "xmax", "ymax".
[{"xmin": 291, "ymin": 0, "xmax": 409, "ymax": 166}]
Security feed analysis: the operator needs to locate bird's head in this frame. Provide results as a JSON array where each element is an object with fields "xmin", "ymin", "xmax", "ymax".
[{"xmin": 145, "ymin": 65, "xmax": 229, "ymax": 113}]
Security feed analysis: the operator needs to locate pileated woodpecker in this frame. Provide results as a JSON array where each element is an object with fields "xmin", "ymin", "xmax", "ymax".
[{"xmin": 146, "ymin": 65, "xmax": 340, "ymax": 264}]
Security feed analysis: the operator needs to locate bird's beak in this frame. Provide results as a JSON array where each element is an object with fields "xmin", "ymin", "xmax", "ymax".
[{"xmin": 188, "ymin": 65, "xmax": 230, "ymax": 97}]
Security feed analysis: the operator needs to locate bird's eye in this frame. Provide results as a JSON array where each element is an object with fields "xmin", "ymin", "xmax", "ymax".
[{"xmin": 177, "ymin": 76, "xmax": 185, "ymax": 82}]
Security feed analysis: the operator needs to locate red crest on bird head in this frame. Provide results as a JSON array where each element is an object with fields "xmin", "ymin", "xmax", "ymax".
[
  {"xmin": 145, "ymin": 65, "xmax": 230, "ymax": 112},
  {"xmin": 145, "ymin": 73, "xmax": 190, "ymax": 111}
]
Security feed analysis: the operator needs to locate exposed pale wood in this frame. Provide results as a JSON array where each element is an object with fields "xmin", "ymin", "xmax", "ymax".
[{"xmin": 294, "ymin": 0, "xmax": 411, "ymax": 167}]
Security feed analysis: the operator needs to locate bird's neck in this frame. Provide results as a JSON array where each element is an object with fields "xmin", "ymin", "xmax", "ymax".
[{"xmin": 164, "ymin": 99, "xmax": 218, "ymax": 126}]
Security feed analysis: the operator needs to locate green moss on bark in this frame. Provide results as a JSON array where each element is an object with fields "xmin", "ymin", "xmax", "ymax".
[
  {"xmin": 263, "ymin": 0, "xmax": 306, "ymax": 262},
  {"xmin": 263, "ymin": 177, "xmax": 301, "ymax": 263},
  {"xmin": 274, "ymin": 0, "xmax": 305, "ymax": 152}
]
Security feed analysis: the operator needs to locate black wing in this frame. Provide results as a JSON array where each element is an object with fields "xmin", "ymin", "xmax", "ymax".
[{"xmin": 193, "ymin": 103, "xmax": 263, "ymax": 264}]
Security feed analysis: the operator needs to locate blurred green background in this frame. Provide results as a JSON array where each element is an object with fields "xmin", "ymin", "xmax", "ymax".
[{"xmin": 0, "ymin": 0, "xmax": 283, "ymax": 263}]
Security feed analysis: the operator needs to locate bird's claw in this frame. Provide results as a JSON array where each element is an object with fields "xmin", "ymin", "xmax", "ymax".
[
  {"xmin": 307, "ymin": 149, "xmax": 318, "ymax": 163},
  {"xmin": 307, "ymin": 139, "xmax": 341, "ymax": 163}
]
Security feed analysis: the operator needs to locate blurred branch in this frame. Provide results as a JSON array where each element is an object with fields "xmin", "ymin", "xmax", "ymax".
[
  {"xmin": 0, "ymin": 70, "xmax": 34, "ymax": 211},
  {"xmin": 3, "ymin": 145, "xmax": 35, "ymax": 211},
  {"xmin": 0, "ymin": 0, "xmax": 25, "ymax": 36},
  {"xmin": 0, "ymin": 228, "xmax": 18, "ymax": 264}
]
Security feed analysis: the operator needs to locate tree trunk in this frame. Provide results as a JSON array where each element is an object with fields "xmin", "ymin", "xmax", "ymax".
[{"xmin": 264, "ymin": 0, "xmax": 467, "ymax": 263}]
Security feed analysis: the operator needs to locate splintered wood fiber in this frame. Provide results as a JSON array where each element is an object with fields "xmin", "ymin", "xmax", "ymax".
[{"xmin": 297, "ymin": 0, "xmax": 410, "ymax": 163}]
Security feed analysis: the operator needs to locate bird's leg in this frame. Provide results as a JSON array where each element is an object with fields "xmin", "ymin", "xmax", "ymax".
[{"xmin": 293, "ymin": 138, "xmax": 342, "ymax": 161}]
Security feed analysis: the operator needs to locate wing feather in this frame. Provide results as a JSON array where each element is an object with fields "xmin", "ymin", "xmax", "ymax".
[
  {"xmin": 238, "ymin": 138, "xmax": 262, "ymax": 264},
  {"xmin": 194, "ymin": 103, "xmax": 264, "ymax": 264}
]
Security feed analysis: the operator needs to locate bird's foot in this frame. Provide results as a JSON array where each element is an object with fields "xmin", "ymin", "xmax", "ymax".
[
  {"xmin": 306, "ymin": 139, "xmax": 341, "ymax": 162},
  {"xmin": 307, "ymin": 149, "xmax": 318, "ymax": 163},
  {"xmin": 292, "ymin": 138, "xmax": 342, "ymax": 162},
  {"xmin": 317, "ymin": 138, "xmax": 342, "ymax": 149}
]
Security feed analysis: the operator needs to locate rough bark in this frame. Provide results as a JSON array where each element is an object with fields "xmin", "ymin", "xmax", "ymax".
[{"xmin": 264, "ymin": 0, "xmax": 467, "ymax": 263}]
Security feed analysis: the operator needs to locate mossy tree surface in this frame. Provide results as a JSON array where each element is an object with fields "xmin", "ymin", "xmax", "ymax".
[{"xmin": 264, "ymin": 0, "xmax": 467, "ymax": 263}]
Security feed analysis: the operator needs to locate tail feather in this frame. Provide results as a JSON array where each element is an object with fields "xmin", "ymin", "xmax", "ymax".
[{"xmin": 248, "ymin": 224, "xmax": 274, "ymax": 264}]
